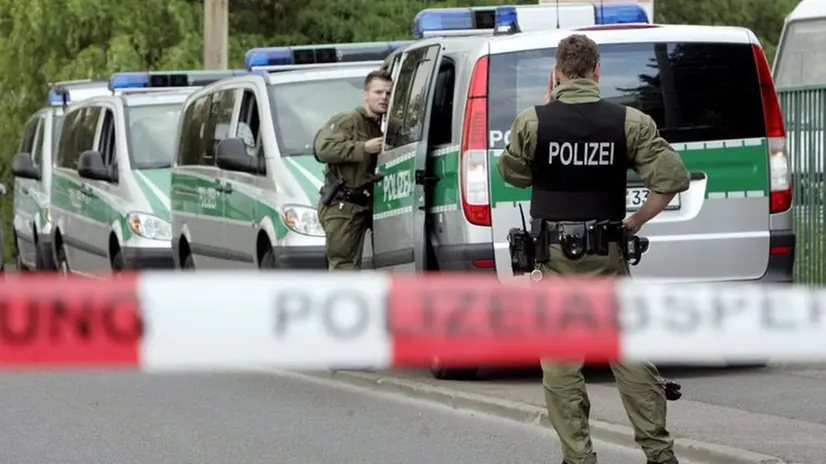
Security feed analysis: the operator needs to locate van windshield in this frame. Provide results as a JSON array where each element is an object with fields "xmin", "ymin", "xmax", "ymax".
[
  {"xmin": 774, "ymin": 18, "xmax": 826, "ymax": 88},
  {"xmin": 126, "ymin": 103, "xmax": 183, "ymax": 169},
  {"xmin": 487, "ymin": 42, "xmax": 766, "ymax": 149},
  {"xmin": 269, "ymin": 77, "xmax": 364, "ymax": 156}
]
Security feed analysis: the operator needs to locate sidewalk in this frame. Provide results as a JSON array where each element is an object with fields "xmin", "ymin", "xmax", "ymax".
[{"xmin": 311, "ymin": 369, "xmax": 801, "ymax": 464}]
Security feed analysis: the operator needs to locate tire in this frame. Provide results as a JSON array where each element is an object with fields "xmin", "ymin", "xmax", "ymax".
[
  {"xmin": 57, "ymin": 245, "xmax": 69, "ymax": 277},
  {"xmin": 111, "ymin": 249, "xmax": 124, "ymax": 273},
  {"xmin": 14, "ymin": 234, "xmax": 27, "ymax": 272},
  {"xmin": 259, "ymin": 248, "xmax": 276, "ymax": 269},
  {"xmin": 182, "ymin": 253, "xmax": 195, "ymax": 270},
  {"xmin": 429, "ymin": 360, "xmax": 479, "ymax": 381},
  {"xmin": 430, "ymin": 366, "xmax": 479, "ymax": 381}
]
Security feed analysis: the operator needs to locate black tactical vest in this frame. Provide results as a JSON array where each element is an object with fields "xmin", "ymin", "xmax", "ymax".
[{"xmin": 530, "ymin": 100, "xmax": 629, "ymax": 221}]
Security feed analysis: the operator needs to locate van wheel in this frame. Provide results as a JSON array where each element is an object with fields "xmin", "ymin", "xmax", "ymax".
[
  {"xmin": 111, "ymin": 249, "xmax": 125, "ymax": 273},
  {"xmin": 430, "ymin": 359, "xmax": 478, "ymax": 381},
  {"xmin": 13, "ymin": 235, "xmax": 26, "ymax": 272},
  {"xmin": 430, "ymin": 366, "xmax": 478, "ymax": 381},
  {"xmin": 260, "ymin": 248, "xmax": 277, "ymax": 269},
  {"xmin": 182, "ymin": 253, "xmax": 195, "ymax": 270},
  {"xmin": 57, "ymin": 245, "xmax": 69, "ymax": 277}
]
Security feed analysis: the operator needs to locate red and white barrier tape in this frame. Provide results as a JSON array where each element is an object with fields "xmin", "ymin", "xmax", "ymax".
[{"xmin": 0, "ymin": 272, "xmax": 823, "ymax": 370}]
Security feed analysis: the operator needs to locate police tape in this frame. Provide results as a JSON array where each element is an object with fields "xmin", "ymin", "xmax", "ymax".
[{"xmin": 0, "ymin": 271, "xmax": 823, "ymax": 370}]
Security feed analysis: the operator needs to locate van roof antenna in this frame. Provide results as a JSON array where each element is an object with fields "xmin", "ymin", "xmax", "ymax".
[{"xmin": 555, "ymin": 0, "xmax": 560, "ymax": 29}]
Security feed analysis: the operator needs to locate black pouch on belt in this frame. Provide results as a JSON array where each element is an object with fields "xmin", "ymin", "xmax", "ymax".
[{"xmin": 557, "ymin": 223, "xmax": 587, "ymax": 260}]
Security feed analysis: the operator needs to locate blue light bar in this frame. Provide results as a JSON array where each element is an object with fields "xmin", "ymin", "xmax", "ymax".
[
  {"xmin": 108, "ymin": 70, "xmax": 251, "ymax": 91},
  {"xmin": 413, "ymin": 3, "xmax": 651, "ymax": 38},
  {"xmin": 494, "ymin": 6, "xmax": 519, "ymax": 34},
  {"xmin": 595, "ymin": 4, "xmax": 649, "ymax": 24},
  {"xmin": 48, "ymin": 88, "xmax": 65, "ymax": 105},
  {"xmin": 244, "ymin": 41, "xmax": 413, "ymax": 69},
  {"xmin": 413, "ymin": 8, "xmax": 480, "ymax": 39}
]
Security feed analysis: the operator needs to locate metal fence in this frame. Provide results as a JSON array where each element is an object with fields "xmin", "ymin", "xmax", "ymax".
[{"xmin": 778, "ymin": 86, "xmax": 826, "ymax": 285}]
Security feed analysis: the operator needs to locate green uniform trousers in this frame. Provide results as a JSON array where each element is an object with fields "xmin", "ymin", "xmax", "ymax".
[
  {"xmin": 539, "ymin": 243, "xmax": 678, "ymax": 464},
  {"xmin": 318, "ymin": 201, "xmax": 369, "ymax": 270}
]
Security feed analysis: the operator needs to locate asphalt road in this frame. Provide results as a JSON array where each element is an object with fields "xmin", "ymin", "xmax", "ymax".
[
  {"xmin": 0, "ymin": 370, "xmax": 655, "ymax": 464},
  {"xmin": 384, "ymin": 362, "xmax": 826, "ymax": 463}
]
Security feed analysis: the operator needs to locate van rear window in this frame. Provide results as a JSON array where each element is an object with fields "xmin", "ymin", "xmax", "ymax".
[{"xmin": 487, "ymin": 42, "xmax": 766, "ymax": 149}]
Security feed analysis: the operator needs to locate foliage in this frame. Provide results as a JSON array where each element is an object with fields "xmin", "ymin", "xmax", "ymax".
[{"xmin": 0, "ymin": 0, "xmax": 802, "ymax": 262}]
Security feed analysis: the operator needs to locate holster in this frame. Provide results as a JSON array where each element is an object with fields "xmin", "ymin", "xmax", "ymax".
[
  {"xmin": 530, "ymin": 219, "xmax": 550, "ymax": 264},
  {"xmin": 319, "ymin": 171, "xmax": 345, "ymax": 207},
  {"xmin": 619, "ymin": 233, "xmax": 650, "ymax": 266}
]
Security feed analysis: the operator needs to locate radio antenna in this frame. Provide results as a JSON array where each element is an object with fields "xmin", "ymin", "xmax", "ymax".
[
  {"xmin": 555, "ymin": 0, "xmax": 561, "ymax": 28},
  {"xmin": 518, "ymin": 203, "xmax": 528, "ymax": 230}
]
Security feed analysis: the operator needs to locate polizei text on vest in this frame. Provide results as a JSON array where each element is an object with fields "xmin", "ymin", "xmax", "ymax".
[{"xmin": 549, "ymin": 142, "xmax": 615, "ymax": 166}]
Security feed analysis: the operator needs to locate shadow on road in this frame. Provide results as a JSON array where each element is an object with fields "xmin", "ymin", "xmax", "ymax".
[{"xmin": 466, "ymin": 363, "xmax": 771, "ymax": 383}]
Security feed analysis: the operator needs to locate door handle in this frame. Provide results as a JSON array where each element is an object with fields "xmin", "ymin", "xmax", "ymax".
[
  {"xmin": 81, "ymin": 185, "xmax": 94, "ymax": 196},
  {"xmin": 20, "ymin": 186, "xmax": 28, "ymax": 195},
  {"xmin": 220, "ymin": 182, "xmax": 233, "ymax": 194}
]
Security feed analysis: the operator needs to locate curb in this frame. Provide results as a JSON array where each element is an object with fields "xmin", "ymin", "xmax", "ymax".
[{"xmin": 313, "ymin": 370, "xmax": 788, "ymax": 464}]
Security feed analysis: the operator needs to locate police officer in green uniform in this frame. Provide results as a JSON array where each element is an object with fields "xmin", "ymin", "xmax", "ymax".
[
  {"xmin": 497, "ymin": 34, "xmax": 690, "ymax": 464},
  {"xmin": 314, "ymin": 70, "xmax": 393, "ymax": 270}
]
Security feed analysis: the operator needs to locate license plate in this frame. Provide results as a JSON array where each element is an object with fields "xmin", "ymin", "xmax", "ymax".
[{"xmin": 626, "ymin": 187, "xmax": 681, "ymax": 211}]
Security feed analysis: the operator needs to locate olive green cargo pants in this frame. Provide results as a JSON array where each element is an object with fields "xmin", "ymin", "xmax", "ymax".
[
  {"xmin": 318, "ymin": 201, "xmax": 369, "ymax": 270},
  {"xmin": 539, "ymin": 243, "xmax": 678, "ymax": 464}
]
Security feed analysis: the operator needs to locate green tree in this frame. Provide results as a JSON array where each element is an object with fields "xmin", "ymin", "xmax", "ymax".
[{"xmin": 0, "ymin": 0, "xmax": 804, "ymax": 263}]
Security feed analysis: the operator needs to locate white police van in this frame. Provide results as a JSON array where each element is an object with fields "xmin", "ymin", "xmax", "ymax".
[
  {"xmin": 369, "ymin": 5, "xmax": 792, "ymax": 379},
  {"xmin": 772, "ymin": 0, "xmax": 825, "ymax": 183},
  {"xmin": 11, "ymin": 79, "xmax": 111, "ymax": 271},
  {"xmin": 169, "ymin": 42, "xmax": 410, "ymax": 270},
  {"xmin": 773, "ymin": 0, "xmax": 825, "ymax": 89},
  {"xmin": 42, "ymin": 70, "xmax": 249, "ymax": 276}
]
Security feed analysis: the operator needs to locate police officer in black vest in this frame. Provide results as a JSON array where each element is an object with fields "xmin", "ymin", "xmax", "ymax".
[{"xmin": 497, "ymin": 34, "xmax": 691, "ymax": 464}]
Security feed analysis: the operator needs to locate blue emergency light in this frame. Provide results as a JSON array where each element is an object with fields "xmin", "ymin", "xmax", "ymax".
[
  {"xmin": 413, "ymin": 3, "xmax": 650, "ymax": 38},
  {"xmin": 108, "ymin": 70, "xmax": 251, "ymax": 91},
  {"xmin": 243, "ymin": 41, "xmax": 412, "ymax": 69},
  {"xmin": 595, "ymin": 4, "xmax": 649, "ymax": 24},
  {"xmin": 47, "ymin": 88, "xmax": 66, "ymax": 105},
  {"xmin": 494, "ymin": 6, "xmax": 519, "ymax": 34}
]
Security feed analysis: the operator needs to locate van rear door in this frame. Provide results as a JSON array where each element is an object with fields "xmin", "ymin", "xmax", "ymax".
[{"xmin": 487, "ymin": 38, "xmax": 773, "ymax": 282}]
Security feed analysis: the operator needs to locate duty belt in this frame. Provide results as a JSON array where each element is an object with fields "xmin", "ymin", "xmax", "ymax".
[
  {"xmin": 335, "ymin": 187, "xmax": 372, "ymax": 207},
  {"xmin": 508, "ymin": 218, "xmax": 650, "ymax": 280},
  {"xmin": 533, "ymin": 219, "xmax": 647, "ymax": 263}
]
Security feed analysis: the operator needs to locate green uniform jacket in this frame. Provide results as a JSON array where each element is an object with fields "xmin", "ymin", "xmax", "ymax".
[
  {"xmin": 497, "ymin": 79, "xmax": 691, "ymax": 195},
  {"xmin": 314, "ymin": 107, "xmax": 383, "ymax": 190}
]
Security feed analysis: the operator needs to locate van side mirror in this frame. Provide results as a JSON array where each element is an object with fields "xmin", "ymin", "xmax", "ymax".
[
  {"xmin": 78, "ymin": 150, "xmax": 114, "ymax": 182},
  {"xmin": 216, "ymin": 138, "xmax": 265, "ymax": 175},
  {"xmin": 11, "ymin": 152, "xmax": 41, "ymax": 180}
]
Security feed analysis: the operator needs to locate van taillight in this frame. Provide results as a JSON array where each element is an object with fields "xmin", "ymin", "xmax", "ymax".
[
  {"xmin": 752, "ymin": 43, "xmax": 792, "ymax": 214},
  {"xmin": 460, "ymin": 55, "xmax": 491, "ymax": 227}
]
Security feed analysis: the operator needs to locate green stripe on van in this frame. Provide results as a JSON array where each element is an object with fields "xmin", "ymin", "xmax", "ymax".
[
  {"xmin": 374, "ymin": 137, "xmax": 769, "ymax": 217},
  {"xmin": 489, "ymin": 137, "xmax": 769, "ymax": 205}
]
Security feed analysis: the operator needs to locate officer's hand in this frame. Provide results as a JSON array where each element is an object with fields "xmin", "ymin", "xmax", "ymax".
[
  {"xmin": 364, "ymin": 137, "xmax": 383, "ymax": 154},
  {"xmin": 622, "ymin": 216, "xmax": 642, "ymax": 235}
]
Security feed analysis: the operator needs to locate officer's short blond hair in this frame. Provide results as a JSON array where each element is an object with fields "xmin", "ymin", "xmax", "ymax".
[{"xmin": 555, "ymin": 34, "xmax": 600, "ymax": 79}]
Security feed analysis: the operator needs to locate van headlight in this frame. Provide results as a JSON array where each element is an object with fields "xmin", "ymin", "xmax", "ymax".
[
  {"xmin": 127, "ymin": 212, "xmax": 172, "ymax": 241},
  {"xmin": 282, "ymin": 205, "xmax": 324, "ymax": 237}
]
